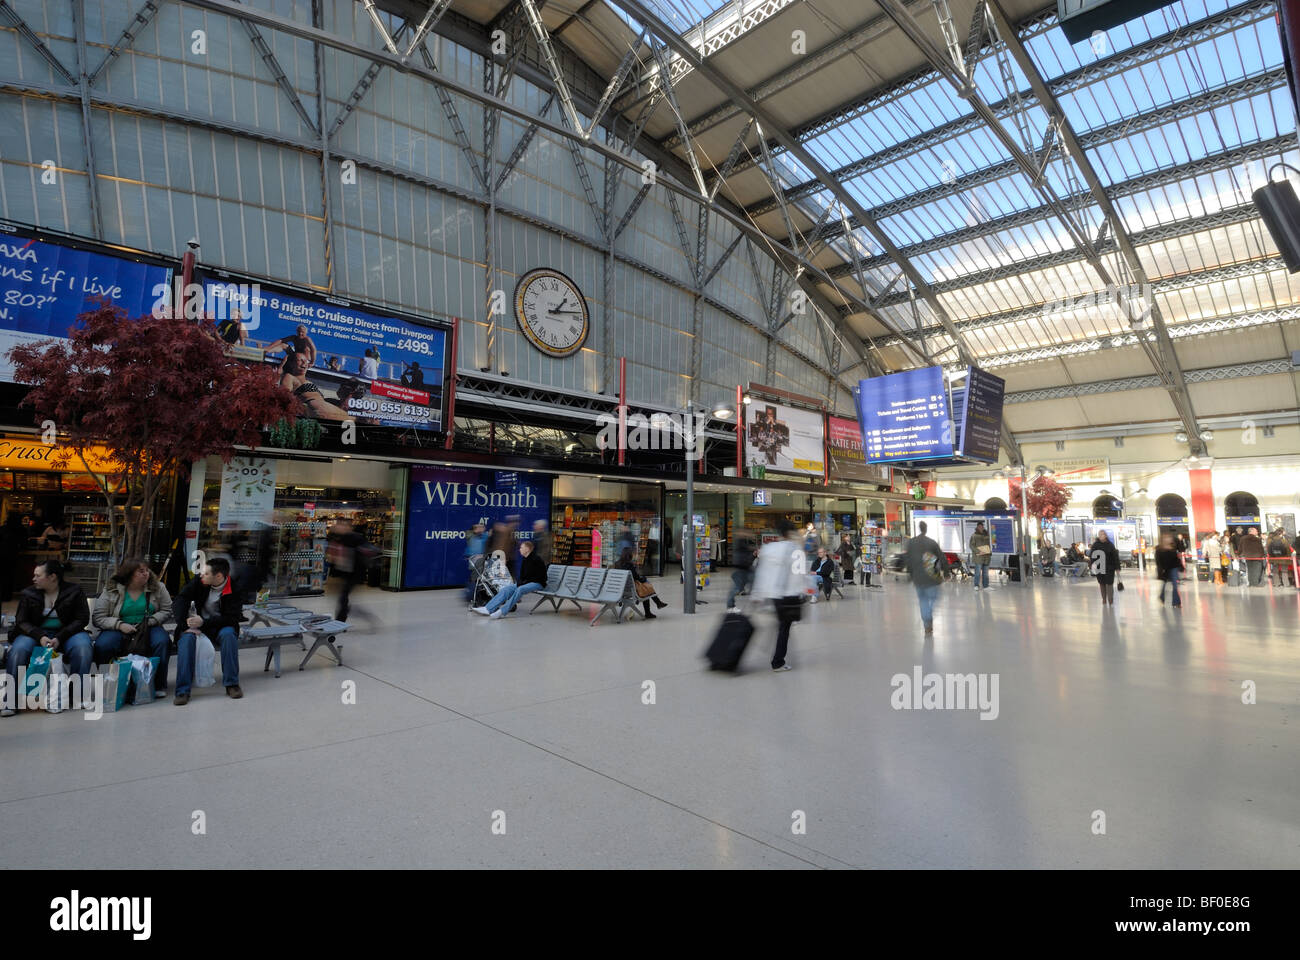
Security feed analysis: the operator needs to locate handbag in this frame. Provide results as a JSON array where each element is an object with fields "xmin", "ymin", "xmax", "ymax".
[
  {"xmin": 124, "ymin": 655, "xmax": 161, "ymax": 705},
  {"xmin": 975, "ymin": 544, "xmax": 991, "ymax": 556},
  {"xmin": 25, "ymin": 645, "xmax": 53, "ymax": 701},
  {"xmin": 634, "ymin": 580, "xmax": 655, "ymax": 599}
]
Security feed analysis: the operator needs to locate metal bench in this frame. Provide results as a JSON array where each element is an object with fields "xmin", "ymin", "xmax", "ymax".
[
  {"xmin": 575, "ymin": 568, "xmax": 608, "ymax": 605},
  {"xmin": 589, "ymin": 569, "xmax": 639, "ymax": 625},
  {"xmin": 527, "ymin": 564, "xmax": 568, "ymax": 613},
  {"xmin": 532, "ymin": 565, "xmax": 586, "ymax": 614}
]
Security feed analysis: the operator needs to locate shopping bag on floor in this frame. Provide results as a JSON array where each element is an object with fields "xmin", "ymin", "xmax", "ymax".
[
  {"xmin": 124, "ymin": 654, "xmax": 160, "ymax": 705},
  {"xmin": 100, "ymin": 659, "xmax": 134, "ymax": 712},
  {"xmin": 45, "ymin": 653, "xmax": 68, "ymax": 713},
  {"xmin": 194, "ymin": 633, "xmax": 217, "ymax": 688},
  {"xmin": 25, "ymin": 645, "xmax": 52, "ymax": 702}
]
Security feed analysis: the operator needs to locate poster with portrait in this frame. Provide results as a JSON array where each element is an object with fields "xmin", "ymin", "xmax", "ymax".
[{"xmin": 744, "ymin": 400, "xmax": 825, "ymax": 477}]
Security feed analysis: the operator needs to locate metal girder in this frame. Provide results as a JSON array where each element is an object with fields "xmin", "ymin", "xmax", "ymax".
[
  {"xmin": 518, "ymin": 0, "xmax": 584, "ymax": 135},
  {"xmin": 154, "ymin": 0, "xmax": 935, "ymax": 352},
  {"xmin": 497, "ymin": 92, "xmax": 555, "ymax": 189},
  {"xmin": 865, "ymin": 256, "xmax": 1292, "ymax": 339},
  {"xmin": 612, "ymin": 181, "xmax": 651, "ymax": 240},
  {"xmin": 754, "ymin": 122, "xmax": 799, "ymax": 250},
  {"xmin": 708, "ymin": 115, "xmax": 754, "ymax": 203},
  {"xmin": 665, "ymin": 192, "xmax": 699, "ymax": 284},
  {"xmin": 723, "ymin": 0, "xmax": 1268, "ymax": 186},
  {"xmin": 87, "ymin": 0, "xmax": 160, "ymax": 86},
  {"xmin": 701, "ymin": 230, "xmax": 743, "ymax": 288},
  {"xmin": 838, "ymin": 200, "xmax": 1271, "ymax": 295},
  {"xmin": 236, "ymin": 1, "xmax": 318, "ymax": 134},
  {"xmin": 585, "ymin": 27, "xmax": 646, "ymax": 138},
  {"xmin": 0, "ymin": 0, "xmax": 76, "ymax": 85},
  {"xmin": 668, "ymin": 0, "xmax": 934, "ymax": 152},
  {"xmin": 827, "ymin": 133, "xmax": 1297, "ymax": 277},
  {"xmin": 747, "ymin": 48, "xmax": 1285, "ymax": 221},
  {"xmin": 328, "ymin": 22, "xmax": 408, "ymax": 141},
  {"xmin": 984, "ymin": 0, "xmax": 1207, "ymax": 448},
  {"xmin": 312, "ymin": 0, "xmax": 334, "ymax": 292},
  {"xmin": 598, "ymin": 0, "xmax": 1020, "ymax": 458},
  {"xmin": 565, "ymin": 134, "xmax": 607, "ymax": 239},
  {"xmin": 647, "ymin": 35, "xmax": 708, "ymax": 197},
  {"xmin": 980, "ymin": 305, "xmax": 1300, "ymax": 369},
  {"xmin": 1006, "ymin": 358, "xmax": 1295, "ymax": 404},
  {"xmin": 71, "ymin": 0, "xmax": 103, "ymax": 240}
]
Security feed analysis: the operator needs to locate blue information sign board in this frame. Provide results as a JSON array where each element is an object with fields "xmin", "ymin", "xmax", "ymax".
[
  {"xmin": 855, "ymin": 367, "xmax": 954, "ymax": 463},
  {"xmin": 956, "ymin": 365, "xmax": 1005, "ymax": 463}
]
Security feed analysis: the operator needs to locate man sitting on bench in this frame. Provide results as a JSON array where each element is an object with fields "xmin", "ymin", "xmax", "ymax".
[
  {"xmin": 472, "ymin": 541, "xmax": 546, "ymax": 619},
  {"xmin": 171, "ymin": 558, "xmax": 244, "ymax": 705}
]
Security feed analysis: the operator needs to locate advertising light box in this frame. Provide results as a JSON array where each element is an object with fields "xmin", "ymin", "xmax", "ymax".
[
  {"xmin": 744, "ymin": 399, "xmax": 825, "ymax": 477},
  {"xmin": 855, "ymin": 367, "xmax": 954, "ymax": 463}
]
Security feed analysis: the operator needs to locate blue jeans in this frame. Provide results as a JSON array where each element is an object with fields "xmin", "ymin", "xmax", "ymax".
[
  {"xmin": 726, "ymin": 568, "xmax": 752, "ymax": 606},
  {"xmin": 1160, "ymin": 569, "xmax": 1181, "ymax": 605},
  {"xmin": 174, "ymin": 626, "xmax": 240, "ymax": 696},
  {"xmin": 94, "ymin": 626, "xmax": 171, "ymax": 694},
  {"xmin": 484, "ymin": 582, "xmax": 541, "ymax": 614},
  {"xmin": 6, "ymin": 632, "xmax": 93, "ymax": 693},
  {"xmin": 915, "ymin": 584, "xmax": 939, "ymax": 626},
  {"xmin": 972, "ymin": 563, "xmax": 989, "ymax": 588}
]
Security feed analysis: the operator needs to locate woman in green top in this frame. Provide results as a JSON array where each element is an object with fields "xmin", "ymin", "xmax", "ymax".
[
  {"xmin": 91, "ymin": 559, "xmax": 174, "ymax": 698},
  {"xmin": 969, "ymin": 521, "xmax": 992, "ymax": 590}
]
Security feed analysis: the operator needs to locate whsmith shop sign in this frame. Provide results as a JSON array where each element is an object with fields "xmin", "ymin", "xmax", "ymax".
[{"xmin": 402, "ymin": 465, "xmax": 552, "ymax": 588}]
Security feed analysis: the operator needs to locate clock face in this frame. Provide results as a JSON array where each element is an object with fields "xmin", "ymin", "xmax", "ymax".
[{"xmin": 514, "ymin": 268, "xmax": 589, "ymax": 358}]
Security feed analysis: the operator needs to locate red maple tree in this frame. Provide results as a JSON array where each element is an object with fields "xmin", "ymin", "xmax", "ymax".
[
  {"xmin": 1008, "ymin": 474, "xmax": 1074, "ymax": 521},
  {"xmin": 7, "ymin": 304, "xmax": 298, "ymax": 562}
]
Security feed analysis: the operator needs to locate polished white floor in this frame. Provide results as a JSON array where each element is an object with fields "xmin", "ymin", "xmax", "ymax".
[{"xmin": 2, "ymin": 568, "xmax": 1298, "ymax": 869}]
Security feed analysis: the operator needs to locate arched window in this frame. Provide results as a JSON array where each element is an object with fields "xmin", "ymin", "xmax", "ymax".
[
  {"xmin": 1155, "ymin": 494, "xmax": 1188, "ymax": 527},
  {"xmin": 1092, "ymin": 494, "xmax": 1123, "ymax": 518},
  {"xmin": 1223, "ymin": 491, "xmax": 1260, "ymax": 526},
  {"xmin": 984, "ymin": 497, "xmax": 1007, "ymax": 511}
]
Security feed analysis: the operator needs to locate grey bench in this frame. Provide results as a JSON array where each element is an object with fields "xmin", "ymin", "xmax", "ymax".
[
  {"xmin": 531, "ymin": 565, "xmax": 586, "ymax": 614},
  {"xmin": 589, "ymin": 569, "xmax": 640, "ymax": 625},
  {"xmin": 527, "ymin": 564, "xmax": 569, "ymax": 613},
  {"xmin": 575, "ymin": 568, "xmax": 608, "ymax": 605}
]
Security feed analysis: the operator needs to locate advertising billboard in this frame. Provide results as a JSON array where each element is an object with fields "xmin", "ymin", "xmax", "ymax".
[
  {"xmin": 826, "ymin": 415, "xmax": 891, "ymax": 485},
  {"xmin": 203, "ymin": 278, "xmax": 449, "ymax": 431},
  {"xmin": 0, "ymin": 228, "xmax": 170, "ymax": 381},
  {"xmin": 403, "ymin": 465, "xmax": 553, "ymax": 588},
  {"xmin": 744, "ymin": 399, "xmax": 825, "ymax": 477},
  {"xmin": 855, "ymin": 367, "xmax": 954, "ymax": 463}
]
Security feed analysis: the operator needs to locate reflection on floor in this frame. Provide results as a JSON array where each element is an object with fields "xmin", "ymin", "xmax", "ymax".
[{"xmin": 2, "ymin": 570, "xmax": 1298, "ymax": 869}]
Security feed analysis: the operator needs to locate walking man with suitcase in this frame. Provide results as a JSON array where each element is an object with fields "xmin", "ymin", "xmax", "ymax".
[{"xmin": 753, "ymin": 519, "xmax": 807, "ymax": 671}]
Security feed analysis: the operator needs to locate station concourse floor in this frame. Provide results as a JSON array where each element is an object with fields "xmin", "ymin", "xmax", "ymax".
[{"xmin": 2, "ymin": 569, "xmax": 1298, "ymax": 870}]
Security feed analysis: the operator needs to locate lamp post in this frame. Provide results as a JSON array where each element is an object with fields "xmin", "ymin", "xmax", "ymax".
[{"xmin": 682, "ymin": 402, "xmax": 734, "ymax": 614}]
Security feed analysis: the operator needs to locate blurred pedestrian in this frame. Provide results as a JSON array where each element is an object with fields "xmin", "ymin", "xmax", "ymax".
[
  {"xmin": 727, "ymin": 528, "xmax": 756, "ymax": 608},
  {"xmin": 1089, "ymin": 530, "xmax": 1120, "ymax": 606},
  {"xmin": 905, "ymin": 521, "xmax": 947, "ymax": 635},
  {"xmin": 836, "ymin": 533, "xmax": 856, "ymax": 589},
  {"xmin": 752, "ymin": 519, "xmax": 805, "ymax": 672},
  {"xmin": 1239, "ymin": 527, "xmax": 1266, "ymax": 586},
  {"xmin": 532, "ymin": 519, "xmax": 553, "ymax": 564},
  {"xmin": 327, "ymin": 518, "xmax": 375, "ymax": 623},
  {"xmin": 1155, "ymin": 532, "xmax": 1183, "ymax": 607},
  {"xmin": 1202, "ymin": 531, "xmax": 1223, "ymax": 585}
]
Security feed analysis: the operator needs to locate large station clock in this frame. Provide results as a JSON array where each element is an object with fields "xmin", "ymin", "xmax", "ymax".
[{"xmin": 514, "ymin": 268, "xmax": 589, "ymax": 358}]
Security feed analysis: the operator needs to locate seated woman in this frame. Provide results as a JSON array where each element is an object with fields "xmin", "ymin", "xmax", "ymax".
[
  {"xmin": 472, "ymin": 540, "xmax": 546, "ymax": 619},
  {"xmin": 3, "ymin": 559, "xmax": 93, "ymax": 717},
  {"xmin": 811, "ymin": 547, "xmax": 836, "ymax": 601},
  {"xmin": 92, "ymin": 558, "xmax": 173, "ymax": 699},
  {"xmin": 617, "ymin": 546, "xmax": 669, "ymax": 619}
]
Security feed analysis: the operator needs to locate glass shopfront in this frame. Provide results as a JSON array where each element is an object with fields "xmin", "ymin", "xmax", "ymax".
[
  {"xmin": 553, "ymin": 477, "xmax": 663, "ymax": 574},
  {"xmin": 192, "ymin": 454, "xmax": 404, "ymax": 597}
]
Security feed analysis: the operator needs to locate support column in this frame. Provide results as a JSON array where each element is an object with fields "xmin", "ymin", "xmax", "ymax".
[
  {"xmin": 72, "ymin": 0, "xmax": 104, "ymax": 240},
  {"xmin": 1189, "ymin": 467, "xmax": 1216, "ymax": 538}
]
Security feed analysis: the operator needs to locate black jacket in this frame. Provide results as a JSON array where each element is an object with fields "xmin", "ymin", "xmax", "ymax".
[
  {"xmin": 732, "ymin": 538, "xmax": 755, "ymax": 571},
  {"xmin": 1154, "ymin": 547, "xmax": 1184, "ymax": 581},
  {"xmin": 517, "ymin": 551, "xmax": 548, "ymax": 587},
  {"xmin": 1089, "ymin": 539, "xmax": 1120, "ymax": 585},
  {"xmin": 615, "ymin": 555, "xmax": 647, "ymax": 584},
  {"xmin": 172, "ymin": 576, "xmax": 243, "ymax": 642},
  {"xmin": 836, "ymin": 541, "xmax": 856, "ymax": 571},
  {"xmin": 813, "ymin": 557, "xmax": 836, "ymax": 581},
  {"xmin": 10, "ymin": 581, "xmax": 90, "ymax": 644}
]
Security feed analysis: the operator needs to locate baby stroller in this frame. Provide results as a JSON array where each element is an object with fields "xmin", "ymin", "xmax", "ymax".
[
  {"xmin": 467, "ymin": 555, "xmax": 505, "ymax": 608},
  {"xmin": 944, "ymin": 551, "xmax": 970, "ymax": 583}
]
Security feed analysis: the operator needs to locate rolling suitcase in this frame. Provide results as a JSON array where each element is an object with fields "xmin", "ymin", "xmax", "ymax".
[{"xmin": 705, "ymin": 610, "xmax": 754, "ymax": 672}]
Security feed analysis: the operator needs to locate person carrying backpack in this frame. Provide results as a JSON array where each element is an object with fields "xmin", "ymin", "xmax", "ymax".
[{"xmin": 905, "ymin": 522, "xmax": 948, "ymax": 636}]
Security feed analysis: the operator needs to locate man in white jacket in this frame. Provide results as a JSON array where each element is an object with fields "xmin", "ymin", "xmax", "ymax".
[{"xmin": 752, "ymin": 519, "xmax": 807, "ymax": 671}]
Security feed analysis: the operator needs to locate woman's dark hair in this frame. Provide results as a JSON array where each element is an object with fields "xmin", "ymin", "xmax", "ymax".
[
  {"xmin": 112, "ymin": 558, "xmax": 153, "ymax": 587},
  {"xmin": 36, "ymin": 558, "xmax": 68, "ymax": 580},
  {"xmin": 777, "ymin": 519, "xmax": 796, "ymax": 537}
]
